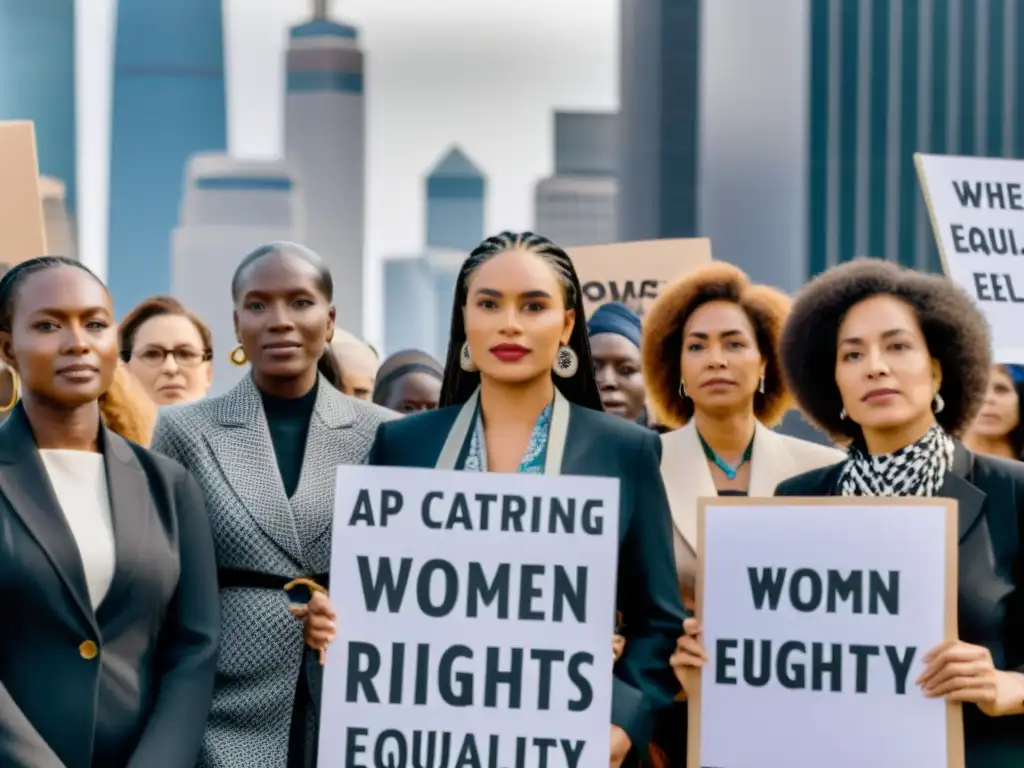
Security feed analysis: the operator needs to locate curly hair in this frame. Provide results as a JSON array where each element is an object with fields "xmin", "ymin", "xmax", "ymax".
[
  {"xmin": 780, "ymin": 258, "xmax": 991, "ymax": 440},
  {"xmin": 641, "ymin": 262, "xmax": 793, "ymax": 429}
]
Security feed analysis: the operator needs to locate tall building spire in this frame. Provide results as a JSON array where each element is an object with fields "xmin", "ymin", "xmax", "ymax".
[{"xmin": 312, "ymin": 0, "xmax": 328, "ymax": 19}]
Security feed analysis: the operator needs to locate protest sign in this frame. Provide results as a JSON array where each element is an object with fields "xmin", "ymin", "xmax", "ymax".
[
  {"xmin": 0, "ymin": 121, "xmax": 47, "ymax": 270},
  {"xmin": 570, "ymin": 238, "xmax": 712, "ymax": 319},
  {"xmin": 690, "ymin": 496, "xmax": 962, "ymax": 768},
  {"xmin": 916, "ymin": 153, "xmax": 1024, "ymax": 362},
  {"xmin": 320, "ymin": 465, "xmax": 620, "ymax": 768}
]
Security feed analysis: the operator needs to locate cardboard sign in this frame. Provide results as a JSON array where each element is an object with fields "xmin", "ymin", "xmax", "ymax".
[
  {"xmin": 916, "ymin": 153, "xmax": 1024, "ymax": 362},
  {"xmin": 320, "ymin": 465, "xmax": 620, "ymax": 768},
  {"xmin": 691, "ymin": 496, "xmax": 962, "ymax": 768},
  {"xmin": 0, "ymin": 121, "xmax": 47, "ymax": 271},
  {"xmin": 569, "ymin": 238, "xmax": 713, "ymax": 318}
]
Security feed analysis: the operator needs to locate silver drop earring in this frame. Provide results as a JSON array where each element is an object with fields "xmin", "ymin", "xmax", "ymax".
[
  {"xmin": 839, "ymin": 407, "xmax": 848, "ymax": 420},
  {"xmin": 678, "ymin": 380, "xmax": 688, "ymax": 399},
  {"xmin": 552, "ymin": 344, "xmax": 578, "ymax": 378},
  {"xmin": 460, "ymin": 341, "xmax": 477, "ymax": 372},
  {"xmin": 758, "ymin": 374, "xmax": 765, "ymax": 394},
  {"xmin": 933, "ymin": 392, "xmax": 945, "ymax": 414}
]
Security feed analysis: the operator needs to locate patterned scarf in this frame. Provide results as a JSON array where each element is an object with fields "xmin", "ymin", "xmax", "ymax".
[{"xmin": 839, "ymin": 423, "xmax": 955, "ymax": 497}]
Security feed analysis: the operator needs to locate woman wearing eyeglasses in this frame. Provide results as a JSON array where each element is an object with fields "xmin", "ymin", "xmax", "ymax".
[{"xmin": 119, "ymin": 296, "xmax": 214, "ymax": 406}]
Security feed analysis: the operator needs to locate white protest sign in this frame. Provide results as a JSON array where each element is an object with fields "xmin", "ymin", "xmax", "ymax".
[
  {"xmin": 916, "ymin": 153, "xmax": 1024, "ymax": 363},
  {"xmin": 320, "ymin": 465, "xmax": 620, "ymax": 768},
  {"xmin": 692, "ymin": 497, "xmax": 962, "ymax": 768}
]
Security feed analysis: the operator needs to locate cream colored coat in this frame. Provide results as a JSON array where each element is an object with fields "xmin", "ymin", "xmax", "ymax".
[{"xmin": 660, "ymin": 420, "xmax": 845, "ymax": 607}]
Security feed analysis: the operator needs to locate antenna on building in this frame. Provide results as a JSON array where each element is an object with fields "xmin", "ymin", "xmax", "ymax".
[{"xmin": 312, "ymin": 0, "xmax": 329, "ymax": 19}]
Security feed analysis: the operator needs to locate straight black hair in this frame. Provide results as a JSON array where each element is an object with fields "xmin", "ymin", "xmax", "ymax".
[
  {"xmin": 231, "ymin": 242, "xmax": 342, "ymax": 392},
  {"xmin": 439, "ymin": 231, "xmax": 603, "ymax": 411}
]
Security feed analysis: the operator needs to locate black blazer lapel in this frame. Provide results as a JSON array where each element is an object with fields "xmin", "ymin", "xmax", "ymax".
[
  {"xmin": 94, "ymin": 428, "xmax": 152, "ymax": 626},
  {"xmin": 937, "ymin": 443, "xmax": 987, "ymax": 543},
  {"xmin": 0, "ymin": 405, "xmax": 96, "ymax": 632},
  {"xmin": 559, "ymin": 404, "xmax": 588, "ymax": 474}
]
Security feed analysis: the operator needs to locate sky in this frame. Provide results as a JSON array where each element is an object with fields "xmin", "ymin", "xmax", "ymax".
[{"xmin": 76, "ymin": 0, "xmax": 618, "ymax": 341}]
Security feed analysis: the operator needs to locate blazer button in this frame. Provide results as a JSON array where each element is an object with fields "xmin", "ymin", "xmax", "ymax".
[{"xmin": 79, "ymin": 640, "xmax": 99, "ymax": 660}]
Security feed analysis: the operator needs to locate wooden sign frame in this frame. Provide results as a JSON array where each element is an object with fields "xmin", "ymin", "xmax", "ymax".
[{"xmin": 687, "ymin": 495, "xmax": 963, "ymax": 768}]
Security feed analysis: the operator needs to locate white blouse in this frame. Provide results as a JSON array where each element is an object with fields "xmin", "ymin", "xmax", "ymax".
[{"xmin": 39, "ymin": 450, "xmax": 116, "ymax": 609}]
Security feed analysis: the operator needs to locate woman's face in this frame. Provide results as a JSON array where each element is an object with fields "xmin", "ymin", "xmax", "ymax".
[
  {"xmin": 834, "ymin": 295, "xmax": 940, "ymax": 433},
  {"xmin": 383, "ymin": 371, "xmax": 441, "ymax": 414},
  {"xmin": 127, "ymin": 314, "xmax": 212, "ymax": 405},
  {"xmin": 233, "ymin": 252, "xmax": 335, "ymax": 381},
  {"xmin": 680, "ymin": 300, "xmax": 764, "ymax": 417},
  {"xmin": 462, "ymin": 248, "xmax": 574, "ymax": 385},
  {"xmin": 968, "ymin": 365, "xmax": 1019, "ymax": 439},
  {"xmin": 0, "ymin": 266, "xmax": 118, "ymax": 407},
  {"xmin": 590, "ymin": 332, "xmax": 646, "ymax": 421}
]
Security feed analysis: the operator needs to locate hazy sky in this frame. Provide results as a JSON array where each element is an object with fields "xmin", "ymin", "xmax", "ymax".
[{"xmin": 77, "ymin": 0, "xmax": 618, "ymax": 340}]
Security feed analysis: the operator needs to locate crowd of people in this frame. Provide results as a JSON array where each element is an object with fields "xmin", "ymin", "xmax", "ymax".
[{"xmin": 0, "ymin": 232, "xmax": 1021, "ymax": 768}]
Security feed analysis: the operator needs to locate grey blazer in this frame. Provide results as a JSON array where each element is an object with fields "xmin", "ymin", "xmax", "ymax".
[
  {"xmin": 0, "ymin": 404, "xmax": 220, "ymax": 768},
  {"xmin": 151, "ymin": 374, "xmax": 396, "ymax": 768}
]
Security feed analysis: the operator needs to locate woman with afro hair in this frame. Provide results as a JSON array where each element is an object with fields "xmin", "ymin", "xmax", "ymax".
[
  {"xmin": 642, "ymin": 262, "xmax": 843, "ymax": 767},
  {"xmin": 742, "ymin": 258, "xmax": 1021, "ymax": 766}
]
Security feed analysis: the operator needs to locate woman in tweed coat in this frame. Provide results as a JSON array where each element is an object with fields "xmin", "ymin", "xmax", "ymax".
[{"xmin": 152, "ymin": 243, "xmax": 395, "ymax": 768}]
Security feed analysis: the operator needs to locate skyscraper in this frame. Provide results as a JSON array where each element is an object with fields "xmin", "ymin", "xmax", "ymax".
[
  {"xmin": 535, "ymin": 111, "xmax": 618, "ymax": 246},
  {"xmin": 425, "ymin": 146, "xmax": 486, "ymax": 251},
  {"xmin": 172, "ymin": 153, "xmax": 305, "ymax": 397},
  {"xmin": 284, "ymin": 0, "xmax": 365, "ymax": 336},
  {"xmin": 807, "ymin": 0, "xmax": 1024, "ymax": 277},
  {"xmin": 0, "ymin": 0, "xmax": 77, "ymax": 222},
  {"xmin": 107, "ymin": 0, "xmax": 227, "ymax": 316},
  {"xmin": 618, "ymin": 0, "xmax": 700, "ymax": 243}
]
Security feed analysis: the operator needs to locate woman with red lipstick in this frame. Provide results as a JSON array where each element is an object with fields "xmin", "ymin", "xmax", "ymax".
[
  {"xmin": 963, "ymin": 365, "xmax": 1024, "ymax": 461},
  {"xmin": 368, "ymin": 231, "xmax": 685, "ymax": 768},
  {"xmin": 720, "ymin": 258, "xmax": 1022, "ymax": 767}
]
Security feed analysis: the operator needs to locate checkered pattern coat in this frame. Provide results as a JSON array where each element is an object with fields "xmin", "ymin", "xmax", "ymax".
[{"xmin": 150, "ymin": 374, "xmax": 396, "ymax": 767}]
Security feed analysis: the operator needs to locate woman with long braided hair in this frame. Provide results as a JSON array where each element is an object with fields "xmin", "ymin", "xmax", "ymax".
[{"xmin": 366, "ymin": 231, "xmax": 686, "ymax": 766}]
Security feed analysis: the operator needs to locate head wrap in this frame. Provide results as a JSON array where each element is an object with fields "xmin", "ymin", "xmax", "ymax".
[
  {"xmin": 373, "ymin": 349, "xmax": 444, "ymax": 404},
  {"xmin": 587, "ymin": 302, "xmax": 642, "ymax": 349},
  {"xmin": 1006, "ymin": 364, "xmax": 1024, "ymax": 385}
]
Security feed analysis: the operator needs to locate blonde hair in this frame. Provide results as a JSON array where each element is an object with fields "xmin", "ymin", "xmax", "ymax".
[{"xmin": 99, "ymin": 364, "xmax": 157, "ymax": 446}]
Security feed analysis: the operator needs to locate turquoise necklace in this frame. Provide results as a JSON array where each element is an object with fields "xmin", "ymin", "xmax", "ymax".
[{"xmin": 698, "ymin": 431, "xmax": 754, "ymax": 480}]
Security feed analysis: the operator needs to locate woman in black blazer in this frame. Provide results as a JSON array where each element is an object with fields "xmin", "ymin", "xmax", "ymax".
[
  {"xmin": 770, "ymin": 259, "xmax": 1022, "ymax": 767},
  {"xmin": 0, "ymin": 257, "xmax": 220, "ymax": 768},
  {"xmin": 368, "ymin": 231, "xmax": 686, "ymax": 767}
]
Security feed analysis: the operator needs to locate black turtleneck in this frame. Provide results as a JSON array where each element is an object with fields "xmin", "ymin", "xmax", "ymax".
[{"xmin": 259, "ymin": 381, "xmax": 317, "ymax": 498}]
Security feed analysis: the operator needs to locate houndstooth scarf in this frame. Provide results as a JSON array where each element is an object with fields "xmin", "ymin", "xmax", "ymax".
[{"xmin": 839, "ymin": 424, "xmax": 955, "ymax": 497}]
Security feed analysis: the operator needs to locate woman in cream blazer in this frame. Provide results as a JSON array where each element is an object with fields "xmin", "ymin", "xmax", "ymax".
[{"xmin": 639, "ymin": 263, "xmax": 843, "ymax": 767}]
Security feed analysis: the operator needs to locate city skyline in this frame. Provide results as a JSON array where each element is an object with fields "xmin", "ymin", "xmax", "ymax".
[{"xmin": 76, "ymin": 0, "xmax": 617, "ymax": 343}]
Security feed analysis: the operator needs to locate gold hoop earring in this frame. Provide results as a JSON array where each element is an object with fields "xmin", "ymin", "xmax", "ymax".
[
  {"xmin": 229, "ymin": 345, "xmax": 248, "ymax": 366},
  {"xmin": 0, "ymin": 368, "xmax": 19, "ymax": 414}
]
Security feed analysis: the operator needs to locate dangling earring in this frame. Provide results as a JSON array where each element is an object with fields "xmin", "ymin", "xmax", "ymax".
[
  {"xmin": 460, "ymin": 341, "xmax": 477, "ymax": 372},
  {"xmin": 552, "ymin": 344, "xmax": 578, "ymax": 378},
  {"xmin": 229, "ymin": 345, "xmax": 248, "ymax": 366},
  {"xmin": 678, "ymin": 380, "xmax": 688, "ymax": 399},
  {"xmin": 0, "ymin": 368, "xmax": 19, "ymax": 414},
  {"xmin": 933, "ymin": 392, "xmax": 945, "ymax": 414},
  {"xmin": 758, "ymin": 374, "xmax": 766, "ymax": 394},
  {"xmin": 839, "ymin": 407, "xmax": 848, "ymax": 420}
]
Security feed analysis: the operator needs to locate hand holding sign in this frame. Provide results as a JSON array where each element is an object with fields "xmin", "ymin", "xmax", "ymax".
[
  {"xmin": 288, "ymin": 583, "xmax": 338, "ymax": 666},
  {"xmin": 669, "ymin": 617, "xmax": 706, "ymax": 699},
  {"xmin": 917, "ymin": 640, "xmax": 1004, "ymax": 714}
]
